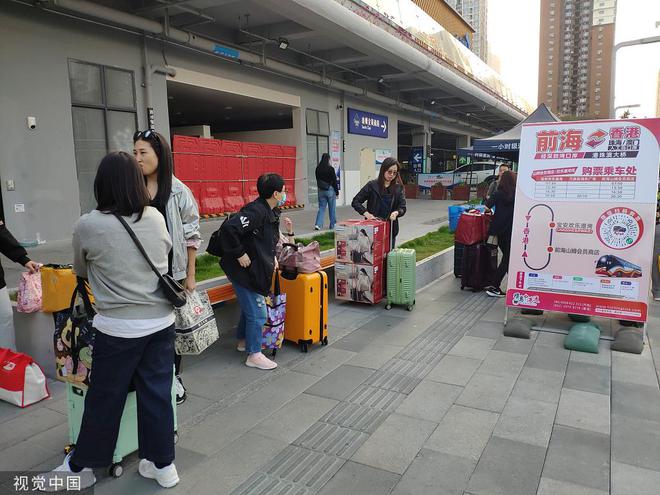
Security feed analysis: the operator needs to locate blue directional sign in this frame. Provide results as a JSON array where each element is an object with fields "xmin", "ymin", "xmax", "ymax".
[
  {"xmin": 347, "ymin": 108, "xmax": 388, "ymax": 138},
  {"xmin": 410, "ymin": 146, "xmax": 424, "ymax": 173}
]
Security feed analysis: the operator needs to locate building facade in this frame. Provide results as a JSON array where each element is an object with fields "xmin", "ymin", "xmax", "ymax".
[
  {"xmin": 538, "ymin": 0, "xmax": 617, "ymax": 119},
  {"xmin": 444, "ymin": 0, "xmax": 488, "ymax": 61},
  {"xmin": 0, "ymin": 0, "xmax": 527, "ymax": 245},
  {"xmin": 411, "ymin": 0, "xmax": 475, "ymax": 48}
]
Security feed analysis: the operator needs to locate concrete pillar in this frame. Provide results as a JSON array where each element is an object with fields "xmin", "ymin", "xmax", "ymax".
[
  {"xmin": 412, "ymin": 126, "xmax": 428, "ymax": 172},
  {"xmin": 457, "ymin": 134, "xmax": 471, "ymax": 148}
]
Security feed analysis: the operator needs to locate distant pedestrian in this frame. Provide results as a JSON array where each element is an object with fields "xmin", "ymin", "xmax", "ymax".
[
  {"xmin": 314, "ymin": 153, "xmax": 339, "ymax": 230},
  {"xmin": 0, "ymin": 223, "xmax": 40, "ymax": 350},
  {"xmin": 486, "ymin": 163, "xmax": 510, "ymax": 201},
  {"xmin": 484, "ymin": 170, "xmax": 517, "ymax": 297},
  {"xmin": 133, "ymin": 130, "xmax": 201, "ymax": 405},
  {"xmin": 351, "ymin": 157, "xmax": 406, "ymax": 246},
  {"xmin": 219, "ymin": 174, "xmax": 284, "ymax": 370}
]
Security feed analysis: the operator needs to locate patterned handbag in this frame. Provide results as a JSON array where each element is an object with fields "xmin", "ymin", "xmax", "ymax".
[
  {"xmin": 53, "ymin": 278, "xmax": 96, "ymax": 389},
  {"xmin": 174, "ymin": 290, "xmax": 219, "ymax": 355},
  {"xmin": 262, "ymin": 274, "xmax": 286, "ymax": 355}
]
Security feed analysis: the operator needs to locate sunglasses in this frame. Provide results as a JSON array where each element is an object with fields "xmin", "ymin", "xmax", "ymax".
[{"xmin": 133, "ymin": 129, "xmax": 160, "ymax": 143}]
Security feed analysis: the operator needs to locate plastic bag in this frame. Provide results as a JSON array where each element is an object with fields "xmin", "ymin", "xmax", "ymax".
[{"xmin": 17, "ymin": 272, "xmax": 42, "ymax": 313}]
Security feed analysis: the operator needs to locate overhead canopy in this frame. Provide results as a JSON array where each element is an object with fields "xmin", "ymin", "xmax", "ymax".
[{"xmin": 470, "ymin": 103, "xmax": 560, "ymax": 153}]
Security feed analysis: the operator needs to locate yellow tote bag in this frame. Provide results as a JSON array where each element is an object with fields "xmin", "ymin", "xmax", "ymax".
[{"xmin": 40, "ymin": 265, "xmax": 94, "ymax": 313}]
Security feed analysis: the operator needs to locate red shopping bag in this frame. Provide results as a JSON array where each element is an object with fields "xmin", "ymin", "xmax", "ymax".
[
  {"xmin": 455, "ymin": 211, "xmax": 491, "ymax": 245},
  {"xmin": 0, "ymin": 348, "xmax": 50, "ymax": 407}
]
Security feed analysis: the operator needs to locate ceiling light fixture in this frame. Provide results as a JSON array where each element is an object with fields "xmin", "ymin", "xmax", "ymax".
[
  {"xmin": 430, "ymin": 100, "xmax": 436, "ymax": 105},
  {"xmin": 224, "ymin": 106, "xmax": 233, "ymax": 110},
  {"xmin": 377, "ymin": 76, "xmax": 385, "ymax": 84},
  {"xmin": 278, "ymin": 37, "xmax": 289, "ymax": 50}
]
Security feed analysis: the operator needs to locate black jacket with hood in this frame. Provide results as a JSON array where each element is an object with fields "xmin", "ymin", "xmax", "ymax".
[
  {"xmin": 485, "ymin": 190, "xmax": 515, "ymax": 240},
  {"xmin": 351, "ymin": 180, "xmax": 407, "ymax": 239},
  {"xmin": 219, "ymin": 198, "xmax": 280, "ymax": 296},
  {"xmin": 0, "ymin": 221, "xmax": 30, "ymax": 289}
]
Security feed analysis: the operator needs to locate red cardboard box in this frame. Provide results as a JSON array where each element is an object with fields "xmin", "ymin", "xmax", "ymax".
[
  {"xmin": 335, "ymin": 262, "xmax": 383, "ymax": 304},
  {"xmin": 334, "ymin": 219, "xmax": 386, "ymax": 266}
]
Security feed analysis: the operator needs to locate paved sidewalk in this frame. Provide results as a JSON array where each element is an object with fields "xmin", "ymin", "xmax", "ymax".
[
  {"xmin": 2, "ymin": 270, "xmax": 660, "ymax": 494},
  {"xmin": 1, "ymin": 199, "xmax": 458, "ymax": 289}
]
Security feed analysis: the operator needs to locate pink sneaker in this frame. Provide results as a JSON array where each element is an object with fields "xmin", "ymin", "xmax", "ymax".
[{"xmin": 246, "ymin": 352, "xmax": 278, "ymax": 370}]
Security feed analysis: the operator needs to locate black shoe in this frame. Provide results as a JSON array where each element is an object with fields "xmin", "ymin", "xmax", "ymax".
[
  {"xmin": 175, "ymin": 375, "xmax": 187, "ymax": 405},
  {"xmin": 485, "ymin": 286, "xmax": 505, "ymax": 297}
]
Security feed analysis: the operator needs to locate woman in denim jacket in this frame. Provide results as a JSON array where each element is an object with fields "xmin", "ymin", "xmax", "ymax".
[{"xmin": 133, "ymin": 130, "xmax": 201, "ymax": 405}]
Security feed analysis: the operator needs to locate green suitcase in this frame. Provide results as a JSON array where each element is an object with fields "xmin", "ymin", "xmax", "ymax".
[
  {"xmin": 65, "ymin": 377, "xmax": 178, "ymax": 478},
  {"xmin": 385, "ymin": 248, "xmax": 416, "ymax": 311}
]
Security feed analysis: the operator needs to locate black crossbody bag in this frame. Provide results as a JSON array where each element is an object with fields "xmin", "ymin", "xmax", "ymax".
[{"xmin": 113, "ymin": 213, "xmax": 187, "ymax": 308}]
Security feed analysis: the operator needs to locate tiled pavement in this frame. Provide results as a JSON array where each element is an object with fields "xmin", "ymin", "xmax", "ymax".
[{"xmin": 2, "ymin": 273, "xmax": 660, "ymax": 494}]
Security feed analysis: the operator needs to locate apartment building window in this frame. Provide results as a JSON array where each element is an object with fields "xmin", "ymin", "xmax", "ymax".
[{"xmin": 69, "ymin": 60, "xmax": 137, "ymax": 214}]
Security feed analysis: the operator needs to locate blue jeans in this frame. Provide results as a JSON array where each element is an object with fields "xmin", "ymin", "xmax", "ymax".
[
  {"xmin": 315, "ymin": 188, "xmax": 337, "ymax": 229},
  {"xmin": 72, "ymin": 325, "xmax": 175, "ymax": 467},
  {"xmin": 231, "ymin": 280, "xmax": 267, "ymax": 354}
]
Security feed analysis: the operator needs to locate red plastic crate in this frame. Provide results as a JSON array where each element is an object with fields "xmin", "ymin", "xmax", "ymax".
[
  {"xmin": 282, "ymin": 159, "xmax": 295, "ymax": 179},
  {"xmin": 198, "ymin": 138, "xmax": 221, "ymax": 155},
  {"xmin": 172, "ymin": 135, "xmax": 200, "ymax": 153},
  {"xmin": 201, "ymin": 155, "xmax": 222, "ymax": 181},
  {"xmin": 243, "ymin": 182, "xmax": 259, "ymax": 203},
  {"xmin": 219, "ymin": 156, "xmax": 243, "ymax": 181},
  {"xmin": 183, "ymin": 182, "xmax": 202, "ymax": 209},
  {"xmin": 245, "ymin": 157, "xmax": 263, "ymax": 180},
  {"xmin": 223, "ymin": 182, "xmax": 245, "ymax": 212},
  {"xmin": 282, "ymin": 146, "xmax": 296, "ymax": 157},
  {"xmin": 284, "ymin": 179, "xmax": 297, "ymax": 206},
  {"xmin": 264, "ymin": 144, "xmax": 283, "ymax": 157},
  {"xmin": 174, "ymin": 154, "xmax": 203, "ymax": 181},
  {"xmin": 242, "ymin": 142, "xmax": 264, "ymax": 157},
  {"xmin": 220, "ymin": 140, "xmax": 242, "ymax": 156},
  {"xmin": 200, "ymin": 183, "xmax": 224, "ymax": 215},
  {"xmin": 263, "ymin": 157, "xmax": 282, "ymax": 176}
]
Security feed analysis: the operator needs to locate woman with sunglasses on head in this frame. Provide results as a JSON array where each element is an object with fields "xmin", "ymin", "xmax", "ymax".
[
  {"xmin": 45, "ymin": 152, "xmax": 178, "ymax": 490},
  {"xmin": 351, "ymin": 157, "xmax": 407, "ymax": 246},
  {"xmin": 133, "ymin": 130, "xmax": 201, "ymax": 405}
]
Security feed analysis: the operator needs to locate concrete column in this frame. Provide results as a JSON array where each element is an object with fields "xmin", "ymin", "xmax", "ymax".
[{"xmin": 457, "ymin": 134, "xmax": 471, "ymax": 148}]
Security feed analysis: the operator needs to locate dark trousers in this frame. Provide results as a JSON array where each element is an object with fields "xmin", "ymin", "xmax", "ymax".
[
  {"xmin": 493, "ymin": 235, "xmax": 511, "ymax": 288},
  {"xmin": 174, "ymin": 353, "xmax": 182, "ymax": 375},
  {"xmin": 72, "ymin": 325, "xmax": 175, "ymax": 468}
]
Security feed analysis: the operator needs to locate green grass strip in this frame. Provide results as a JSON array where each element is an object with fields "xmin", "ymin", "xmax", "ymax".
[
  {"xmin": 399, "ymin": 226, "xmax": 455, "ymax": 261},
  {"xmin": 195, "ymin": 227, "xmax": 455, "ymax": 282}
]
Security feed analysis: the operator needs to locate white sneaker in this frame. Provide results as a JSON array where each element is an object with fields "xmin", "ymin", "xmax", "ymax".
[
  {"xmin": 314, "ymin": 225, "xmax": 321, "ymax": 231},
  {"xmin": 41, "ymin": 453, "xmax": 96, "ymax": 492},
  {"xmin": 138, "ymin": 459, "xmax": 180, "ymax": 488},
  {"xmin": 174, "ymin": 375, "xmax": 187, "ymax": 405},
  {"xmin": 246, "ymin": 352, "xmax": 278, "ymax": 370},
  {"xmin": 236, "ymin": 340, "xmax": 246, "ymax": 352}
]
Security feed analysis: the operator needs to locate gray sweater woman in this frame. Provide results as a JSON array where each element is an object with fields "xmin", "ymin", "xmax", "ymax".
[{"xmin": 73, "ymin": 207, "xmax": 172, "ymax": 321}]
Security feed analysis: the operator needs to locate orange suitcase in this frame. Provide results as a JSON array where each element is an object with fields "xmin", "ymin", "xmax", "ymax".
[{"xmin": 278, "ymin": 270, "xmax": 328, "ymax": 352}]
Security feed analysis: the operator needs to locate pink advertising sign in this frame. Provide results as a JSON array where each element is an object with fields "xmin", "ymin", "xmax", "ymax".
[{"xmin": 506, "ymin": 119, "xmax": 660, "ymax": 322}]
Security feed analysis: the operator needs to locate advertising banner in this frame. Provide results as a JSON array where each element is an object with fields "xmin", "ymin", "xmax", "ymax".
[
  {"xmin": 417, "ymin": 173, "xmax": 454, "ymax": 190},
  {"xmin": 506, "ymin": 119, "xmax": 660, "ymax": 322},
  {"xmin": 348, "ymin": 108, "xmax": 388, "ymax": 138},
  {"xmin": 330, "ymin": 131, "xmax": 342, "ymax": 190},
  {"xmin": 375, "ymin": 149, "xmax": 392, "ymax": 171}
]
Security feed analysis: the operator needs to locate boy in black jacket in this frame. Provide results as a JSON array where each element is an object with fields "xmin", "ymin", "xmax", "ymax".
[{"xmin": 220, "ymin": 174, "xmax": 285, "ymax": 370}]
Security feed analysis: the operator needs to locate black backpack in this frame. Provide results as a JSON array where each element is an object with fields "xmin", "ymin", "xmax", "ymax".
[{"xmin": 206, "ymin": 215, "xmax": 232, "ymax": 257}]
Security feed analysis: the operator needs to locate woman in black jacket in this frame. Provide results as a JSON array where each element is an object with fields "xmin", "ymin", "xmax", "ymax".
[
  {"xmin": 351, "ymin": 157, "xmax": 407, "ymax": 246},
  {"xmin": 0, "ymin": 222, "xmax": 40, "ymax": 350},
  {"xmin": 484, "ymin": 170, "xmax": 517, "ymax": 297}
]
